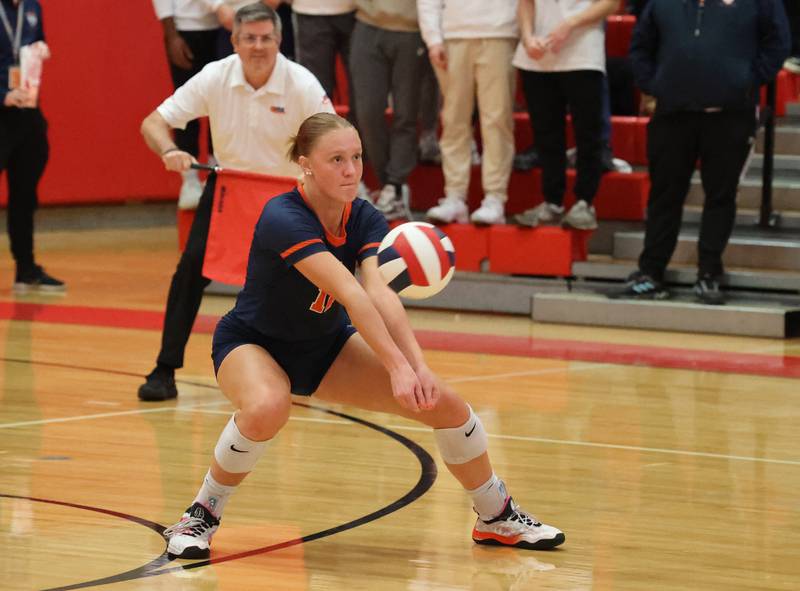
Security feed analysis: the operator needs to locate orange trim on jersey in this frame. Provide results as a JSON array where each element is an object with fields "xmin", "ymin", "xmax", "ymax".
[
  {"xmin": 297, "ymin": 184, "xmax": 351, "ymax": 247},
  {"xmin": 358, "ymin": 242, "xmax": 381, "ymax": 254},
  {"xmin": 281, "ymin": 238, "xmax": 323, "ymax": 259}
]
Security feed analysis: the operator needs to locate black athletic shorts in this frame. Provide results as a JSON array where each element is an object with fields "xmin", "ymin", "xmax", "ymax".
[{"xmin": 211, "ymin": 312, "xmax": 357, "ymax": 396}]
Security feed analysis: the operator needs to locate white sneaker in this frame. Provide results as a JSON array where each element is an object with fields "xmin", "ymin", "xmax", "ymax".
[
  {"xmin": 472, "ymin": 497, "xmax": 565, "ymax": 550},
  {"xmin": 178, "ymin": 169, "xmax": 204, "ymax": 210},
  {"xmin": 470, "ymin": 194, "xmax": 506, "ymax": 225},
  {"xmin": 513, "ymin": 202, "xmax": 564, "ymax": 227},
  {"xmin": 426, "ymin": 195, "xmax": 468, "ymax": 224},
  {"xmin": 357, "ymin": 181, "xmax": 371, "ymax": 201},
  {"xmin": 563, "ymin": 200, "xmax": 598, "ymax": 230},
  {"xmin": 374, "ymin": 183, "xmax": 411, "ymax": 221},
  {"xmin": 163, "ymin": 502, "xmax": 220, "ymax": 559}
]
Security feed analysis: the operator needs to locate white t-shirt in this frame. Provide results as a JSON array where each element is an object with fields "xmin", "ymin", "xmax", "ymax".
[
  {"xmin": 158, "ymin": 53, "xmax": 335, "ymax": 177},
  {"xmin": 152, "ymin": 0, "xmax": 219, "ymax": 31},
  {"xmin": 293, "ymin": 0, "xmax": 356, "ymax": 15},
  {"xmin": 417, "ymin": 0, "xmax": 517, "ymax": 47},
  {"xmin": 512, "ymin": 0, "xmax": 605, "ymax": 73}
]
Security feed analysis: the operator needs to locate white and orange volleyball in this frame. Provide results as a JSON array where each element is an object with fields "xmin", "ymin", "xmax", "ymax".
[{"xmin": 377, "ymin": 222, "xmax": 456, "ymax": 299}]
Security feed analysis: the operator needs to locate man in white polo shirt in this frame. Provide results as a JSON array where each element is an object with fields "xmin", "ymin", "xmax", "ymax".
[{"xmin": 138, "ymin": 2, "xmax": 334, "ymax": 402}]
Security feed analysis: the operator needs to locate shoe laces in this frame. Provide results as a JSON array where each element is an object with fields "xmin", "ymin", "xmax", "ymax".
[
  {"xmin": 163, "ymin": 504, "xmax": 218, "ymax": 538},
  {"xmin": 163, "ymin": 516, "xmax": 213, "ymax": 538},
  {"xmin": 507, "ymin": 504, "xmax": 542, "ymax": 528}
]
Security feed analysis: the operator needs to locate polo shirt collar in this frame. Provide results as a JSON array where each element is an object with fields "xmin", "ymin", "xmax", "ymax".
[{"xmin": 229, "ymin": 53, "xmax": 287, "ymax": 96}]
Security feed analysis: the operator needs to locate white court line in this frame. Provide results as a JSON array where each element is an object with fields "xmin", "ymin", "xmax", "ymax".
[
  {"xmin": 0, "ymin": 399, "xmax": 231, "ymax": 430},
  {"xmin": 4, "ymin": 390, "xmax": 795, "ymax": 467},
  {"xmin": 184, "ymin": 407, "xmax": 800, "ymax": 467},
  {"xmin": 447, "ymin": 362, "xmax": 611, "ymax": 384},
  {"xmin": 184, "ymin": 407, "xmax": 350, "ymax": 426},
  {"xmin": 381, "ymin": 424, "xmax": 800, "ymax": 467}
]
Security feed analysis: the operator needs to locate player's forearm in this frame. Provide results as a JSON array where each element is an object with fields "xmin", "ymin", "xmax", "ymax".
[
  {"xmin": 342, "ymin": 289, "xmax": 412, "ymax": 374},
  {"xmin": 367, "ymin": 287, "xmax": 426, "ymax": 370},
  {"xmin": 518, "ymin": 0, "xmax": 536, "ymax": 40}
]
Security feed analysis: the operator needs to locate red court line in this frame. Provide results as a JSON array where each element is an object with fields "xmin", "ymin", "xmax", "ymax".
[{"xmin": 2, "ymin": 301, "xmax": 799, "ymax": 379}]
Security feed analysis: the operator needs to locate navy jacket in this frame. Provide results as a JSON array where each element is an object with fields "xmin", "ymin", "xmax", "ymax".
[
  {"xmin": 629, "ymin": 0, "xmax": 790, "ymax": 113},
  {"xmin": 1, "ymin": 0, "xmax": 44, "ymax": 105}
]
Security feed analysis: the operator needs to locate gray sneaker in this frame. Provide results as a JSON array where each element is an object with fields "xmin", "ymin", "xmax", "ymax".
[
  {"xmin": 563, "ymin": 200, "xmax": 598, "ymax": 230},
  {"xmin": 514, "ymin": 202, "xmax": 564, "ymax": 227},
  {"xmin": 375, "ymin": 183, "xmax": 411, "ymax": 221}
]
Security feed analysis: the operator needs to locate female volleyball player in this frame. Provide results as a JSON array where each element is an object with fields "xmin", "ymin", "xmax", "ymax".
[{"xmin": 162, "ymin": 113, "xmax": 565, "ymax": 558}]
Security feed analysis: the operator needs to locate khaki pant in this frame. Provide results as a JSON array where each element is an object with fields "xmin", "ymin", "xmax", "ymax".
[{"xmin": 433, "ymin": 38, "xmax": 516, "ymax": 200}]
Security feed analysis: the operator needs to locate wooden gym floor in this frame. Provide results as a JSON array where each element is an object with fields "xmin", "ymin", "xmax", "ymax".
[{"xmin": 1, "ymin": 226, "xmax": 799, "ymax": 590}]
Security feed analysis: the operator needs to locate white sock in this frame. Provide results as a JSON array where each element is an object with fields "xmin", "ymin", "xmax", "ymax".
[
  {"xmin": 193, "ymin": 469, "xmax": 236, "ymax": 518},
  {"xmin": 467, "ymin": 473, "xmax": 508, "ymax": 521}
]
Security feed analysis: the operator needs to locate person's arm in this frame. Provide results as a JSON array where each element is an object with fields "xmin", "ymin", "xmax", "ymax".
[
  {"xmin": 518, "ymin": 0, "xmax": 548, "ymax": 60},
  {"xmin": 417, "ymin": 0, "xmax": 447, "ymax": 69},
  {"xmin": 141, "ymin": 110, "xmax": 196, "ymax": 172},
  {"xmin": 294, "ymin": 251, "xmax": 432, "ymax": 412},
  {"xmin": 753, "ymin": 0, "xmax": 791, "ymax": 86},
  {"xmin": 360, "ymin": 257, "xmax": 441, "ymax": 407},
  {"xmin": 546, "ymin": 0, "xmax": 619, "ymax": 53},
  {"xmin": 628, "ymin": 0, "xmax": 659, "ymax": 97}
]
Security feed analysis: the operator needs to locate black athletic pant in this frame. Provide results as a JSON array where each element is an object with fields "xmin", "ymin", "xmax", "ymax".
[
  {"xmin": 169, "ymin": 29, "xmax": 221, "ymax": 157},
  {"xmin": 0, "ymin": 107, "xmax": 49, "ymax": 273},
  {"xmin": 639, "ymin": 109, "xmax": 756, "ymax": 281},
  {"xmin": 520, "ymin": 69, "xmax": 604, "ymax": 206},
  {"xmin": 784, "ymin": 0, "xmax": 800, "ymax": 56},
  {"xmin": 156, "ymin": 174, "xmax": 216, "ymax": 370}
]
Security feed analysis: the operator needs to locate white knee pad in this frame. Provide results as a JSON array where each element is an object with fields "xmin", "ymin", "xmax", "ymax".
[
  {"xmin": 434, "ymin": 405, "xmax": 488, "ymax": 465},
  {"xmin": 214, "ymin": 414, "xmax": 270, "ymax": 474}
]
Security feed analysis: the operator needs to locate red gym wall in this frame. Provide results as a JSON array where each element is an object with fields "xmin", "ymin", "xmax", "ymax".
[{"xmin": 0, "ymin": 0, "xmax": 179, "ymax": 207}]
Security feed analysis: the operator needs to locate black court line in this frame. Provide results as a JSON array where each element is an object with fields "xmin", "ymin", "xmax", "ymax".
[{"xmin": 0, "ymin": 358, "xmax": 438, "ymax": 590}]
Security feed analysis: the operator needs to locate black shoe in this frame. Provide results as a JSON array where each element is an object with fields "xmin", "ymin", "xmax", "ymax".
[
  {"xmin": 138, "ymin": 366, "xmax": 178, "ymax": 401},
  {"xmin": 694, "ymin": 274, "xmax": 725, "ymax": 305},
  {"xmin": 609, "ymin": 271, "xmax": 670, "ymax": 300},
  {"xmin": 513, "ymin": 145, "xmax": 540, "ymax": 171},
  {"xmin": 13, "ymin": 265, "xmax": 66, "ymax": 294}
]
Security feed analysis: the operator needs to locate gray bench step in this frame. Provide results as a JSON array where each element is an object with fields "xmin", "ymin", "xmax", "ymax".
[
  {"xmin": 572, "ymin": 258, "xmax": 800, "ymax": 292},
  {"xmin": 613, "ymin": 231, "xmax": 800, "ymax": 271},
  {"xmin": 532, "ymin": 292, "xmax": 800, "ymax": 338}
]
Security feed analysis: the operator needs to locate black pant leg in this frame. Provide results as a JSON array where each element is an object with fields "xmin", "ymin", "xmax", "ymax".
[
  {"xmin": 638, "ymin": 111, "xmax": 699, "ymax": 281},
  {"xmin": 784, "ymin": 0, "xmax": 800, "ymax": 55},
  {"xmin": 563, "ymin": 70, "xmax": 604, "ymax": 204},
  {"xmin": 156, "ymin": 175, "xmax": 215, "ymax": 370},
  {"xmin": 169, "ymin": 29, "xmax": 220, "ymax": 157},
  {"xmin": 3, "ymin": 109, "xmax": 48, "ymax": 272},
  {"xmin": 520, "ymin": 70, "xmax": 567, "ymax": 206},
  {"xmin": 696, "ymin": 110, "xmax": 756, "ymax": 277}
]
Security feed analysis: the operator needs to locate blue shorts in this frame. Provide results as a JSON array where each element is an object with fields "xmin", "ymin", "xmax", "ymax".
[{"xmin": 211, "ymin": 313, "xmax": 357, "ymax": 396}]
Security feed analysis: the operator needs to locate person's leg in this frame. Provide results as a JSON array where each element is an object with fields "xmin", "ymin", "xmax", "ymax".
[
  {"xmin": 164, "ymin": 343, "xmax": 292, "ymax": 558},
  {"xmin": 637, "ymin": 112, "xmax": 700, "ymax": 281},
  {"xmin": 434, "ymin": 39, "xmax": 476, "ymax": 201},
  {"xmin": 294, "ymin": 13, "xmax": 338, "ymax": 98},
  {"xmin": 138, "ymin": 177, "xmax": 216, "ymax": 400},
  {"xmin": 696, "ymin": 110, "xmax": 755, "ymax": 280},
  {"xmin": 156, "ymin": 178, "xmax": 215, "ymax": 369},
  {"xmin": 384, "ymin": 29, "xmax": 425, "ymax": 187},
  {"xmin": 564, "ymin": 70, "xmax": 604, "ymax": 206},
  {"xmin": 521, "ymin": 70, "xmax": 567, "ymax": 207},
  {"xmin": 6, "ymin": 110, "xmax": 48, "ymax": 277},
  {"xmin": 472, "ymin": 37, "xmax": 516, "ymax": 223},
  {"xmin": 349, "ymin": 21, "xmax": 390, "ymax": 185},
  {"xmin": 332, "ymin": 11, "xmax": 358, "ymax": 123},
  {"xmin": 315, "ymin": 334, "xmax": 565, "ymax": 549}
]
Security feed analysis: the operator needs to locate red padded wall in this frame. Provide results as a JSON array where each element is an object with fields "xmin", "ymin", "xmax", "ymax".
[{"xmin": 1, "ymin": 0, "xmax": 179, "ymax": 207}]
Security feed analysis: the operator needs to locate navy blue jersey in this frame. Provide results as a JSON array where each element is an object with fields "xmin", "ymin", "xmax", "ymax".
[{"xmin": 231, "ymin": 186, "xmax": 389, "ymax": 340}]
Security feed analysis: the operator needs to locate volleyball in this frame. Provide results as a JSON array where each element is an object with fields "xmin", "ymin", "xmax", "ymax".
[{"xmin": 377, "ymin": 222, "xmax": 456, "ymax": 299}]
